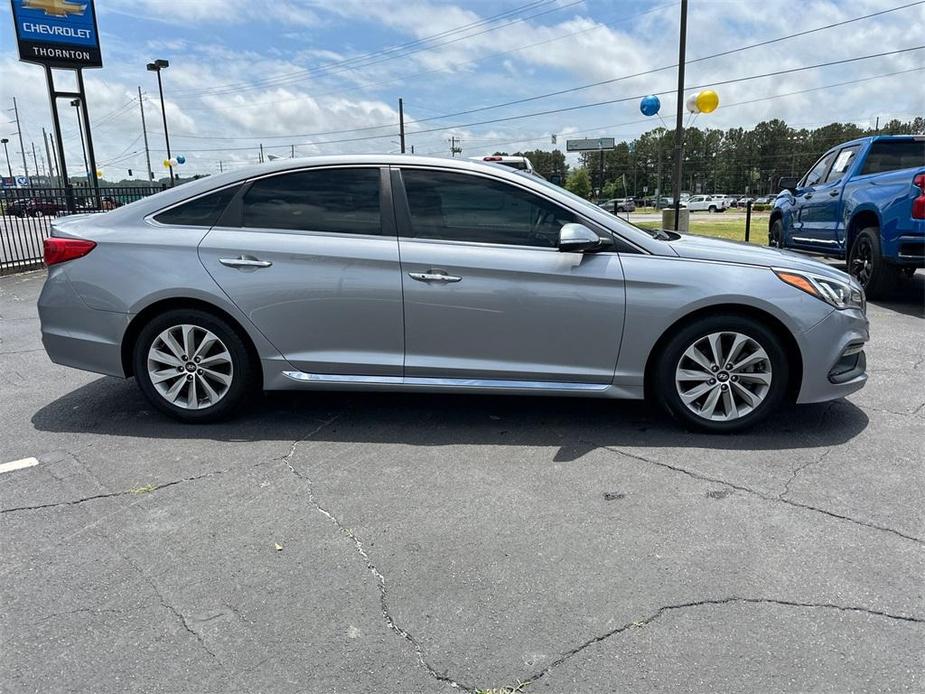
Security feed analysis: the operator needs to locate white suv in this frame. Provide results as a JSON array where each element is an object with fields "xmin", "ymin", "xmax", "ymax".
[{"xmin": 686, "ymin": 195, "xmax": 728, "ymax": 213}]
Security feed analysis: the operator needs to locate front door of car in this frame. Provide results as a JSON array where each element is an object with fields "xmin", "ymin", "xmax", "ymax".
[
  {"xmin": 198, "ymin": 166, "xmax": 405, "ymax": 376},
  {"xmin": 392, "ymin": 167, "xmax": 626, "ymax": 385},
  {"xmin": 799, "ymin": 144, "xmax": 859, "ymax": 249},
  {"xmin": 791, "ymin": 148, "xmax": 839, "ymax": 248}
]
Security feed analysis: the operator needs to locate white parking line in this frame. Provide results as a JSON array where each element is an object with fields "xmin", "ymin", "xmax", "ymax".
[{"xmin": 0, "ymin": 457, "xmax": 39, "ymax": 474}]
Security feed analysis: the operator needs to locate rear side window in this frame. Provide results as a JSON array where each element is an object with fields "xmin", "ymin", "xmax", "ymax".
[
  {"xmin": 241, "ymin": 168, "xmax": 381, "ymax": 234},
  {"xmin": 861, "ymin": 140, "xmax": 925, "ymax": 175},
  {"xmin": 401, "ymin": 169, "xmax": 575, "ymax": 248},
  {"xmin": 154, "ymin": 185, "xmax": 239, "ymax": 226}
]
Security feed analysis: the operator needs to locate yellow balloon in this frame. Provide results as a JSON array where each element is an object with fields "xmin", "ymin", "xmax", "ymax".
[
  {"xmin": 96, "ymin": 170, "xmax": 103, "ymax": 178},
  {"xmin": 163, "ymin": 159, "xmax": 172, "ymax": 168},
  {"xmin": 696, "ymin": 90, "xmax": 719, "ymax": 114}
]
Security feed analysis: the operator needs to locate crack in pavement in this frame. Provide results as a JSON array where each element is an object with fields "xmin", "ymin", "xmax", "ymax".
[
  {"xmin": 604, "ymin": 447, "xmax": 923, "ymax": 544},
  {"xmin": 779, "ymin": 447, "xmax": 832, "ymax": 500},
  {"xmin": 523, "ymin": 597, "xmax": 925, "ymax": 687},
  {"xmin": 281, "ymin": 414, "xmax": 469, "ymax": 693},
  {"xmin": 0, "ymin": 470, "xmax": 226, "ymax": 514}
]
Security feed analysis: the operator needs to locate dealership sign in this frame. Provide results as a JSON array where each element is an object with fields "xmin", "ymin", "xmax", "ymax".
[
  {"xmin": 10, "ymin": 0, "xmax": 102, "ymax": 69},
  {"xmin": 566, "ymin": 137, "xmax": 615, "ymax": 152}
]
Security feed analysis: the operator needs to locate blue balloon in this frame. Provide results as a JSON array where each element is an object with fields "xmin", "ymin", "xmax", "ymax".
[
  {"xmin": 176, "ymin": 155, "xmax": 186, "ymax": 165},
  {"xmin": 640, "ymin": 95, "xmax": 661, "ymax": 117}
]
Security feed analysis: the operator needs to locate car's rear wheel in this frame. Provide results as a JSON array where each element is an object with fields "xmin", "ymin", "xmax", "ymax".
[
  {"xmin": 654, "ymin": 315, "xmax": 789, "ymax": 433},
  {"xmin": 708, "ymin": 205, "xmax": 717, "ymax": 213},
  {"xmin": 848, "ymin": 227, "xmax": 897, "ymax": 299},
  {"xmin": 133, "ymin": 309, "xmax": 255, "ymax": 422},
  {"xmin": 30, "ymin": 210, "xmax": 45, "ymax": 218}
]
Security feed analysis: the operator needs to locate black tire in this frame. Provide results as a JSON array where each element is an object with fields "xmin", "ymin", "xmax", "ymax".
[
  {"xmin": 769, "ymin": 219, "xmax": 783, "ymax": 247},
  {"xmin": 30, "ymin": 210, "xmax": 45, "ymax": 218},
  {"xmin": 652, "ymin": 315, "xmax": 790, "ymax": 434},
  {"xmin": 132, "ymin": 308, "xmax": 256, "ymax": 423},
  {"xmin": 708, "ymin": 205, "xmax": 717, "ymax": 213},
  {"xmin": 848, "ymin": 227, "xmax": 898, "ymax": 299}
]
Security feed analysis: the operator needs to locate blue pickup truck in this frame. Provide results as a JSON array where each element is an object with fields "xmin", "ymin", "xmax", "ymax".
[{"xmin": 769, "ymin": 135, "xmax": 924, "ymax": 297}]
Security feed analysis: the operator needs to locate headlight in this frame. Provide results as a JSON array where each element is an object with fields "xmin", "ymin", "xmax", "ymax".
[{"xmin": 773, "ymin": 268, "xmax": 865, "ymax": 311}]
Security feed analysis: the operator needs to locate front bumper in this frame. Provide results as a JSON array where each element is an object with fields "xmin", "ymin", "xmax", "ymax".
[{"xmin": 795, "ymin": 307, "xmax": 869, "ymax": 404}]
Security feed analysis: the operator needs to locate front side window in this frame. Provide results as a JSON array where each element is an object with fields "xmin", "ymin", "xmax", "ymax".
[
  {"xmin": 241, "ymin": 168, "xmax": 381, "ymax": 234},
  {"xmin": 803, "ymin": 150, "xmax": 836, "ymax": 187},
  {"xmin": 401, "ymin": 170, "xmax": 575, "ymax": 248},
  {"xmin": 154, "ymin": 185, "xmax": 240, "ymax": 226},
  {"xmin": 824, "ymin": 145, "xmax": 861, "ymax": 184}
]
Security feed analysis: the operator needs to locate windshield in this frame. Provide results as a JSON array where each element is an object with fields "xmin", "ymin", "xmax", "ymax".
[{"xmin": 519, "ymin": 173, "xmax": 671, "ymax": 240}]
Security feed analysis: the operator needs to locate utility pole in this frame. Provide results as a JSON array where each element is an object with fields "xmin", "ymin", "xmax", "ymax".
[
  {"xmin": 43, "ymin": 127, "xmax": 56, "ymax": 183},
  {"xmin": 12, "ymin": 97, "xmax": 29, "ymax": 179},
  {"xmin": 219, "ymin": 160, "xmax": 223, "ymax": 173},
  {"xmin": 670, "ymin": 0, "xmax": 689, "ymax": 230},
  {"xmin": 138, "ymin": 86, "xmax": 153, "ymax": 182},
  {"xmin": 259, "ymin": 143, "xmax": 264, "ymax": 163},
  {"xmin": 49, "ymin": 134, "xmax": 61, "ymax": 186},
  {"xmin": 398, "ymin": 97, "xmax": 406, "ymax": 154},
  {"xmin": 449, "ymin": 136, "xmax": 461, "ymax": 157},
  {"xmin": 31, "ymin": 142, "xmax": 40, "ymax": 178},
  {"xmin": 1, "ymin": 139, "xmax": 12, "ymax": 180},
  {"xmin": 290, "ymin": 144, "xmax": 295, "ymax": 158}
]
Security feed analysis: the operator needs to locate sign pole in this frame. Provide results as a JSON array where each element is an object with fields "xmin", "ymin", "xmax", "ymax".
[
  {"xmin": 44, "ymin": 66, "xmax": 74, "ymax": 211},
  {"xmin": 76, "ymin": 69, "xmax": 100, "ymax": 203},
  {"xmin": 670, "ymin": 0, "xmax": 688, "ymax": 230}
]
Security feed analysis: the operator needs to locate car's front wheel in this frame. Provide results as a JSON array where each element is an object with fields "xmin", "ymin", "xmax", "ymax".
[
  {"xmin": 133, "ymin": 309, "xmax": 255, "ymax": 422},
  {"xmin": 654, "ymin": 315, "xmax": 789, "ymax": 433},
  {"xmin": 769, "ymin": 219, "xmax": 783, "ymax": 247}
]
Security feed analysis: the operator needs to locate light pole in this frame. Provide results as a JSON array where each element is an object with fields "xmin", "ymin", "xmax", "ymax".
[
  {"xmin": 1, "ymin": 138, "xmax": 13, "ymax": 181},
  {"xmin": 70, "ymin": 99, "xmax": 91, "ymax": 181},
  {"xmin": 147, "ymin": 59, "xmax": 173, "ymax": 185}
]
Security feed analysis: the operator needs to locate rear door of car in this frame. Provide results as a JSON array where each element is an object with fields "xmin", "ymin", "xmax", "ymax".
[
  {"xmin": 197, "ymin": 166, "xmax": 405, "ymax": 377},
  {"xmin": 391, "ymin": 165, "xmax": 626, "ymax": 385}
]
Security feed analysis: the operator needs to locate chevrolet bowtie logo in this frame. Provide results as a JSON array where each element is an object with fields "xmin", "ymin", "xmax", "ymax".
[{"xmin": 22, "ymin": 0, "xmax": 87, "ymax": 17}]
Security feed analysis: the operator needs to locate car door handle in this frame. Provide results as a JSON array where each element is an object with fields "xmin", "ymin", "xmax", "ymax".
[
  {"xmin": 219, "ymin": 256, "xmax": 273, "ymax": 268},
  {"xmin": 802, "ymin": 193, "xmax": 813, "ymax": 199},
  {"xmin": 828, "ymin": 190, "xmax": 840, "ymax": 197},
  {"xmin": 408, "ymin": 271, "xmax": 462, "ymax": 283}
]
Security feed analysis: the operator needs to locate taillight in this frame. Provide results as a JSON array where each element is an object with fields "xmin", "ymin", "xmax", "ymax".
[
  {"xmin": 44, "ymin": 237, "xmax": 96, "ymax": 266},
  {"xmin": 913, "ymin": 173, "xmax": 925, "ymax": 220}
]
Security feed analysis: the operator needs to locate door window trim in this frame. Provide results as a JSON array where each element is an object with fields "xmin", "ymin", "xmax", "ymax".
[
  {"xmin": 214, "ymin": 165, "xmax": 394, "ymax": 238},
  {"xmin": 391, "ymin": 165, "xmax": 645, "ymax": 254}
]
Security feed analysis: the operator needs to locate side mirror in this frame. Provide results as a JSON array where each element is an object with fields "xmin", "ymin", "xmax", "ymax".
[
  {"xmin": 558, "ymin": 223, "xmax": 608, "ymax": 253},
  {"xmin": 778, "ymin": 176, "xmax": 798, "ymax": 193}
]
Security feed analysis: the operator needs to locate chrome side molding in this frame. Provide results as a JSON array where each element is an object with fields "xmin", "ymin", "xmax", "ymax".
[{"xmin": 282, "ymin": 371, "xmax": 610, "ymax": 391}]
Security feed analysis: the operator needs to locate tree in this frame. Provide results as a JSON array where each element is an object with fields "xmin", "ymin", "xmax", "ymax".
[
  {"xmin": 565, "ymin": 168, "xmax": 591, "ymax": 199},
  {"xmin": 516, "ymin": 149, "xmax": 568, "ymax": 180}
]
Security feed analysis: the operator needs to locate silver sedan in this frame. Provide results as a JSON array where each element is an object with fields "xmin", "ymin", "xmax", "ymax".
[{"xmin": 38, "ymin": 155, "xmax": 868, "ymax": 432}]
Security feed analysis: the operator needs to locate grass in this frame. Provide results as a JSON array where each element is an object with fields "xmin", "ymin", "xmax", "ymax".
[
  {"xmin": 129, "ymin": 483, "xmax": 157, "ymax": 495},
  {"xmin": 635, "ymin": 212, "xmax": 769, "ymax": 245}
]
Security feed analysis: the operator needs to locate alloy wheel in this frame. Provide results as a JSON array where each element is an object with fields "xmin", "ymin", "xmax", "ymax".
[
  {"xmin": 850, "ymin": 237, "xmax": 873, "ymax": 287},
  {"xmin": 146, "ymin": 324, "xmax": 233, "ymax": 410},
  {"xmin": 675, "ymin": 331, "xmax": 772, "ymax": 422}
]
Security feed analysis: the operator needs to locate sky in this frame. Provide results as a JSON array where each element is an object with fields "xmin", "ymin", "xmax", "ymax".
[{"xmin": 0, "ymin": 0, "xmax": 923, "ymax": 180}]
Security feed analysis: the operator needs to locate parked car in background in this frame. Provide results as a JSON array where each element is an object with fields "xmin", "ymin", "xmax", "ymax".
[
  {"xmin": 38, "ymin": 154, "xmax": 867, "ymax": 433},
  {"xmin": 771, "ymin": 135, "xmax": 924, "ymax": 297},
  {"xmin": 735, "ymin": 196, "xmax": 755, "ymax": 207},
  {"xmin": 599, "ymin": 197, "xmax": 635, "ymax": 213},
  {"xmin": 6, "ymin": 198, "xmax": 66, "ymax": 218},
  {"xmin": 754, "ymin": 196, "xmax": 773, "ymax": 205},
  {"xmin": 470, "ymin": 155, "xmax": 535, "ymax": 174},
  {"xmin": 686, "ymin": 195, "xmax": 727, "ymax": 212}
]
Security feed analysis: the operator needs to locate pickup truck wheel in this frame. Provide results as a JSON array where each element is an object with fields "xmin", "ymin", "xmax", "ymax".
[
  {"xmin": 849, "ymin": 227, "xmax": 898, "ymax": 299},
  {"xmin": 708, "ymin": 205, "xmax": 717, "ymax": 213},
  {"xmin": 769, "ymin": 219, "xmax": 783, "ymax": 247}
]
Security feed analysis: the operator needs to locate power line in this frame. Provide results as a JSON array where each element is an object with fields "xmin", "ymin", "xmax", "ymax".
[
  {"xmin": 158, "ymin": 2, "xmax": 923, "ymax": 143},
  {"xmin": 171, "ymin": 0, "xmax": 579, "ymax": 99}
]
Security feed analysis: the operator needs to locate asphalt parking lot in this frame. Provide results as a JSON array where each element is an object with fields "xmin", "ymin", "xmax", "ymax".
[{"xmin": 1, "ymin": 269, "xmax": 923, "ymax": 693}]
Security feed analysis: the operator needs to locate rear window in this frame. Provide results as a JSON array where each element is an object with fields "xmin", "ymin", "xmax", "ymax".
[
  {"xmin": 496, "ymin": 160, "xmax": 528, "ymax": 171},
  {"xmin": 860, "ymin": 140, "xmax": 925, "ymax": 175},
  {"xmin": 154, "ymin": 185, "xmax": 239, "ymax": 226}
]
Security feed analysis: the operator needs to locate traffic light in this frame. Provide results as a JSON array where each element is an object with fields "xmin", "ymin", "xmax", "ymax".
[{"xmin": 128, "ymin": 169, "xmax": 133, "ymax": 176}]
